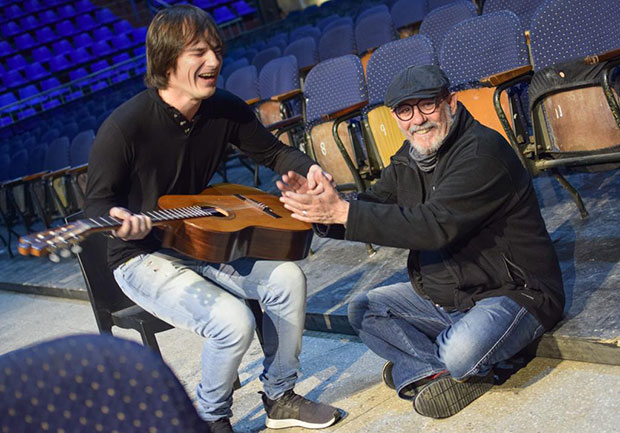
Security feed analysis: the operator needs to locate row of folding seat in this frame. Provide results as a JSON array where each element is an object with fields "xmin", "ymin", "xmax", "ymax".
[{"xmin": 1, "ymin": 0, "xmax": 97, "ymax": 24}]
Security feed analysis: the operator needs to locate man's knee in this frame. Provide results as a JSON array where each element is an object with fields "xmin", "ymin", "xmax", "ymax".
[
  {"xmin": 347, "ymin": 293, "xmax": 370, "ymax": 331},
  {"xmin": 437, "ymin": 331, "xmax": 486, "ymax": 380},
  {"xmin": 264, "ymin": 262, "xmax": 307, "ymax": 303},
  {"xmin": 202, "ymin": 302, "xmax": 256, "ymax": 348}
]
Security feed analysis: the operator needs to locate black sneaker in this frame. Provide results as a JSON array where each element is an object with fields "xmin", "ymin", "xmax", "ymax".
[
  {"xmin": 383, "ymin": 361, "xmax": 447, "ymax": 400},
  {"xmin": 414, "ymin": 372, "xmax": 495, "ymax": 419},
  {"xmin": 261, "ymin": 390, "xmax": 341, "ymax": 429},
  {"xmin": 206, "ymin": 417, "xmax": 234, "ymax": 433}
]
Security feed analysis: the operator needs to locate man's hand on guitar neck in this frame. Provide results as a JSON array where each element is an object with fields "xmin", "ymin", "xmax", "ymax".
[{"xmin": 109, "ymin": 207, "xmax": 153, "ymax": 241}]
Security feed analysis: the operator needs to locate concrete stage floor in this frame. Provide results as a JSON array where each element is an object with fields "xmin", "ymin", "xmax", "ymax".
[{"xmin": 1, "ymin": 160, "xmax": 619, "ymax": 366}]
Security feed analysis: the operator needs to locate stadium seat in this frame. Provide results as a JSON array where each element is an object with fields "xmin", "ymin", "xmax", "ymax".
[
  {"xmin": 364, "ymin": 35, "xmax": 437, "ymax": 169},
  {"xmin": 526, "ymin": 0, "xmax": 620, "ymax": 217},
  {"xmin": 419, "ymin": 0, "xmax": 478, "ymax": 53},
  {"xmin": 303, "ymin": 54, "xmax": 369, "ymax": 190},
  {"xmin": 318, "ymin": 23, "xmax": 356, "ymax": 61},
  {"xmin": 284, "ymin": 36, "xmax": 319, "ymax": 73},
  {"xmin": 251, "ymin": 46, "xmax": 281, "ymax": 73}
]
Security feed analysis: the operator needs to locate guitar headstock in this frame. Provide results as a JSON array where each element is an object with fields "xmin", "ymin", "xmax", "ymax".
[{"xmin": 18, "ymin": 220, "xmax": 92, "ymax": 262}]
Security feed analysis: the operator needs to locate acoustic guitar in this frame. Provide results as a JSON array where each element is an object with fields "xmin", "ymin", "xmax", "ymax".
[{"xmin": 18, "ymin": 184, "xmax": 313, "ymax": 263}]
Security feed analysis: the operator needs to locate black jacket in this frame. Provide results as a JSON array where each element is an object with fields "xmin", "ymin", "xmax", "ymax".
[{"xmin": 322, "ymin": 104, "xmax": 564, "ymax": 330}]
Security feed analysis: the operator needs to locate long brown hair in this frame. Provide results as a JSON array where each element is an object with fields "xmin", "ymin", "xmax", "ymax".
[{"xmin": 144, "ymin": 5, "xmax": 223, "ymax": 89}]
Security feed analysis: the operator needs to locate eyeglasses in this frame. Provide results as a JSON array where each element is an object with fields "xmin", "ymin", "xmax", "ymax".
[{"xmin": 393, "ymin": 97, "xmax": 445, "ymax": 121}]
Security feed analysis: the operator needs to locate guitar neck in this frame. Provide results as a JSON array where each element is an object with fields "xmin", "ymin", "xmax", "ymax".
[{"xmin": 85, "ymin": 205, "xmax": 222, "ymax": 233}]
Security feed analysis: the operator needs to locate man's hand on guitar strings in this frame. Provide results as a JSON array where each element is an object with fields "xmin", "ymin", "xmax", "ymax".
[{"xmin": 109, "ymin": 207, "xmax": 152, "ymax": 241}]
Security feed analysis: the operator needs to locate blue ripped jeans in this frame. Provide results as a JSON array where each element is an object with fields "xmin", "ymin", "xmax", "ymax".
[
  {"xmin": 113, "ymin": 250, "xmax": 307, "ymax": 421},
  {"xmin": 348, "ymin": 282, "xmax": 545, "ymax": 398}
]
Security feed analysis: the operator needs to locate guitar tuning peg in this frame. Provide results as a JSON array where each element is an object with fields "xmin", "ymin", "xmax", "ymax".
[
  {"xmin": 70, "ymin": 244, "xmax": 82, "ymax": 254},
  {"xmin": 48, "ymin": 252, "xmax": 60, "ymax": 263},
  {"xmin": 59, "ymin": 248, "xmax": 71, "ymax": 258}
]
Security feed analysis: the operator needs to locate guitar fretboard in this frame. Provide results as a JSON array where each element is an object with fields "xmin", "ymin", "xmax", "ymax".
[{"xmin": 86, "ymin": 206, "xmax": 221, "ymax": 230}]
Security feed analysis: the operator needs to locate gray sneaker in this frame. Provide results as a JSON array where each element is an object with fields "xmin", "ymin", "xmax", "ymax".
[{"xmin": 261, "ymin": 390, "xmax": 341, "ymax": 429}]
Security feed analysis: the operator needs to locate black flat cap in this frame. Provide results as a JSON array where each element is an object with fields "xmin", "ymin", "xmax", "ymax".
[{"xmin": 384, "ymin": 64, "xmax": 450, "ymax": 108}]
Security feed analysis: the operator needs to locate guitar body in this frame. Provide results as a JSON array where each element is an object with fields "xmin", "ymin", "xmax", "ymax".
[{"xmin": 157, "ymin": 184, "xmax": 313, "ymax": 263}]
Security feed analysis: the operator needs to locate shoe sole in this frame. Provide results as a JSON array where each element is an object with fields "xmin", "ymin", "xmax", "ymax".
[
  {"xmin": 382, "ymin": 361, "xmax": 395, "ymax": 389},
  {"xmin": 414, "ymin": 375, "xmax": 493, "ymax": 419},
  {"xmin": 265, "ymin": 416, "xmax": 337, "ymax": 430}
]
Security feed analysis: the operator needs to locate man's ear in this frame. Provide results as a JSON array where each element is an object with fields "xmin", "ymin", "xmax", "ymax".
[{"xmin": 448, "ymin": 92, "xmax": 458, "ymax": 115}]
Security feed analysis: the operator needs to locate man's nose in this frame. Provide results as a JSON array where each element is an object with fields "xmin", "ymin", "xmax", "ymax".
[{"xmin": 410, "ymin": 106, "xmax": 426, "ymax": 125}]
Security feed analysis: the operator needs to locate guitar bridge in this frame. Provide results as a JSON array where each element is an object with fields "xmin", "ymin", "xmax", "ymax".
[{"xmin": 233, "ymin": 194, "xmax": 282, "ymax": 219}]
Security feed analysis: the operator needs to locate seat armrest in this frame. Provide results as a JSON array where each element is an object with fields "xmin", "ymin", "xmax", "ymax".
[
  {"xmin": 480, "ymin": 65, "xmax": 532, "ymax": 87},
  {"xmin": 21, "ymin": 171, "xmax": 49, "ymax": 182},
  {"xmin": 270, "ymin": 88, "xmax": 302, "ymax": 102},
  {"xmin": 245, "ymin": 97, "xmax": 260, "ymax": 105},
  {"xmin": 42, "ymin": 166, "xmax": 71, "ymax": 180},
  {"xmin": 321, "ymin": 100, "xmax": 368, "ymax": 121},
  {"xmin": 584, "ymin": 47, "xmax": 620, "ymax": 65},
  {"xmin": 67, "ymin": 163, "xmax": 88, "ymax": 175},
  {"xmin": 265, "ymin": 115, "xmax": 303, "ymax": 131},
  {"xmin": 300, "ymin": 64, "xmax": 315, "ymax": 75}
]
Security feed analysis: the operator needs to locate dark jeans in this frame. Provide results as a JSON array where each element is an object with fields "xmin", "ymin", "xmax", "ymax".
[{"xmin": 348, "ymin": 282, "xmax": 545, "ymax": 398}]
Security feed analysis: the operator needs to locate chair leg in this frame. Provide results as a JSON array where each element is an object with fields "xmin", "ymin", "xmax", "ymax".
[
  {"xmin": 139, "ymin": 327, "xmax": 163, "ymax": 357},
  {"xmin": 551, "ymin": 169, "xmax": 589, "ymax": 219},
  {"xmin": 366, "ymin": 243, "xmax": 377, "ymax": 257}
]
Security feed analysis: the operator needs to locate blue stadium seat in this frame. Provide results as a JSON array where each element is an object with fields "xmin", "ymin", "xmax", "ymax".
[
  {"xmin": 56, "ymin": 4, "xmax": 77, "ymax": 19},
  {"xmin": 364, "ymin": 35, "xmax": 437, "ymax": 169},
  {"xmin": 110, "ymin": 34, "xmax": 132, "ymax": 51},
  {"xmin": 4, "ymin": 5, "xmax": 24, "ymax": 21},
  {"xmin": 19, "ymin": 15, "xmax": 40, "ymax": 32},
  {"xmin": 318, "ymin": 24, "xmax": 356, "ymax": 61},
  {"xmin": 0, "ymin": 335, "xmax": 209, "ymax": 433},
  {"xmin": 231, "ymin": 0, "xmax": 257, "ymax": 17},
  {"xmin": 113, "ymin": 19, "xmax": 133, "ymax": 35},
  {"xmin": 23, "ymin": 0, "xmax": 46, "ymax": 13},
  {"xmin": 213, "ymin": 6, "xmax": 237, "ymax": 24},
  {"xmin": 73, "ymin": 33, "xmax": 94, "ymax": 48},
  {"xmin": 75, "ymin": 0, "xmax": 97, "ymax": 13},
  {"xmin": 323, "ymin": 16, "xmax": 353, "ymax": 33},
  {"xmin": 390, "ymin": 0, "xmax": 427, "ymax": 31},
  {"xmin": 289, "ymin": 24, "xmax": 321, "ymax": 43},
  {"xmin": 316, "ymin": 14, "xmax": 340, "ymax": 31},
  {"xmin": 69, "ymin": 47, "xmax": 94, "ymax": 64},
  {"xmin": 76, "ymin": 13, "xmax": 98, "ymax": 31},
  {"xmin": 220, "ymin": 57, "xmax": 249, "ymax": 79},
  {"xmin": 48, "ymin": 54, "xmax": 71, "ymax": 72},
  {"xmin": 52, "ymin": 39, "xmax": 74, "ymax": 55},
  {"xmin": 304, "ymin": 54, "xmax": 369, "ymax": 189},
  {"xmin": 92, "ymin": 26, "xmax": 114, "ymax": 41},
  {"xmin": 55, "ymin": 19, "xmax": 78, "ymax": 37},
  {"xmin": 91, "ymin": 40, "xmax": 113, "ymax": 57},
  {"xmin": 2, "ymin": 70, "xmax": 26, "ymax": 90},
  {"xmin": 94, "ymin": 8, "xmax": 117, "ymax": 24},
  {"xmin": 419, "ymin": 0, "xmax": 478, "ymax": 53},
  {"xmin": 356, "ymin": 4, "xmax": 389, "ymax": 24},
  {"xmin": 38, "ymin": 9, "xmax": 58, "ymax": 25},
  {"xmin": 225, "ymin": 65, "xmax": 259, "ymax": 101},
  {"xmin": 34, "ymin": 26, "xmax": 57, "ymax": 44},
  {"xmin": 130, "ymin": 26, "xmax": 147, "ymax": 44},
  {"xmin": 0, "ymin": 41, "xmax": 16, "ymax": 57},
  {"xmin": 354, "ymin": 9, "xmax": 396, "ymax": 55},
  {"xmin": 251, "ymin": 47, "xmax": 281, "ymax": 73},
  {"xmin": 23, "ymin": 63, "xmax": 50, "ymax": 81},
  {"xmin": 0, "ymin": 21, "xmax": 21, "ymax": 38},
  {"xmin": 6, "ymin": 54, "xmax": 27, "ymax": 71},
  {"xmin": 483, "ymin": 0, "xmax": 545, "ymax": 28},
  {"xmin": 266, "ymin": 33, "xmax": 288, "ymax": 51},
  {"xmin": 284, "ymin": 36, "xmax": 319, "ymax": 72},
  {"xmin": 14, "ymin": 33, "xmax": 38, "ymax": 51},
  {"xmin": 440, "ymin": 11, "xmax": 529, "ymax": 144}
]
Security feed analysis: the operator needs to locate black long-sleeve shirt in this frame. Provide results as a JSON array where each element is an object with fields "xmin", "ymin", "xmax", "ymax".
[
  {"xmin": 84, "ymin": 88, "xmax": 314, "ymax": 269},
  {"xmin": 319, "ymin": 104, "xmax": 564, "ymax": 330}
]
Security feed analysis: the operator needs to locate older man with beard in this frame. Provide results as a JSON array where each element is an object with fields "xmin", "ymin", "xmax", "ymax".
[{"xmin": 277, "ymin": 65, "xmax": 564, "ymax": 419}]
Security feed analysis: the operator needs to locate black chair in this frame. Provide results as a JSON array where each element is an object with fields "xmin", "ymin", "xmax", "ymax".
[{"xmin": 67, "ymin": 212, "xmax": 264, "ymax": 357}]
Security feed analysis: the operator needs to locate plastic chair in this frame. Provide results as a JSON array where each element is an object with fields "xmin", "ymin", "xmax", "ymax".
[
  {"xmin": 76, "ymin": 12, "xmax": 98, "ymax": 31},
  {"xmin": 390, "ymin": 0, "xmax": 427, "ymax": 34},
  {"xmin": 289, "ymin": 24, "xmax": 321, "ymax": 43},
  {"xmin": 14, "ymin": 33, "xmax": 38, "ymax": 51},
  {"xmin": 355, "ymin": 9, "xmax": 396, "ymax": 71}
]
